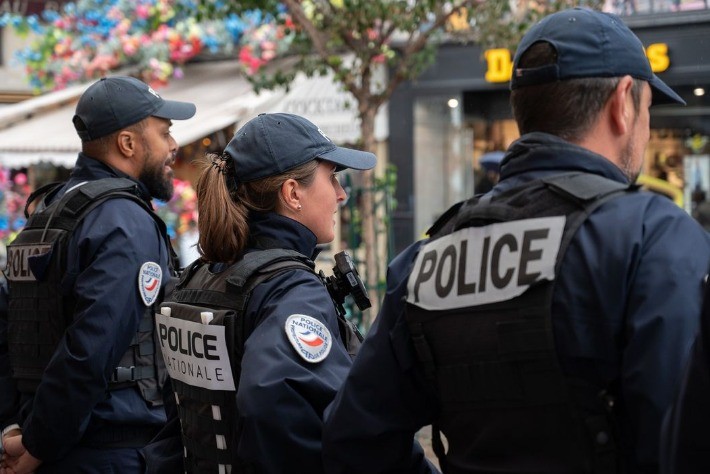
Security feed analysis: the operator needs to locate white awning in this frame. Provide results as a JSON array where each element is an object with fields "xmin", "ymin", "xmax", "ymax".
[
  {"xmin": 0, "ymin": 61, "xmax": 274, "ymax": 167},
  {"xmin": 0, "ymin": 59, "xmax": 389, "ymax": 168},
  {"xmin": 253, "ymin": 70, "xmax": 388, "ymax": 143}
]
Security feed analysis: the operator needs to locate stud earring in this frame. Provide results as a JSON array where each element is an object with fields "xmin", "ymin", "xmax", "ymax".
[{"xmin": 297, "ymin": 204, "xmax": 302, "ymax": 211}]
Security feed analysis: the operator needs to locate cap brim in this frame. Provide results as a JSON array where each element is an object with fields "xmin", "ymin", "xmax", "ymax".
[
  {"xmin": 153, "ymin": 99, "xmax": 197, "ymax": 120},
  {"xmin": 319, "ymin": 146, "xmax": 376, "ymax": 171},
  {"xmin": 649, "ymin": 75, "xmax": 685, "ymax": 106}
]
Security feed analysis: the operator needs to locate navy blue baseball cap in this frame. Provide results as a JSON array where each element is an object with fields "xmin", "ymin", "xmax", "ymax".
[
  {"xmin": 511, "ymin": 8, "xmax": 684, "ymax": 105},
  {"xmin": 224, "ymin": 113, "xmax": 376, "ymax": 185},
  {"xmin": 73, "ymin": 76, "xmax": 196, "ymax": 141}
]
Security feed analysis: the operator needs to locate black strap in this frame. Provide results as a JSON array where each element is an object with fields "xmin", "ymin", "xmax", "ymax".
[
  {"xmin": 226, "ymin": 249, "xmax": 314, "ymax": 289},
  {"xmin": 109, "ymin": 365, "xmax": 155, "ymax": 383},
  {"xmin": 23, "ymin": 181, "xmax": 62, "ymax": 218}
]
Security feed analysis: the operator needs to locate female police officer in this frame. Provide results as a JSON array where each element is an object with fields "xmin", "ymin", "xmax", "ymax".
[{"xmin": 146, "ymin": 113, "xmax": 377, "ymax": 473}]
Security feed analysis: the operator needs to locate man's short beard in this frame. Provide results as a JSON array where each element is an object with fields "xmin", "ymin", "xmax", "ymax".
[
  {"xmin": 139, "ymin": 143, "xmax": 174, "ymax": 201},
  {"xmin": 141, "ymin": 165, "xmax": 174, "ymax": 201},
  {"xmin": 619, "ymin": 139, "xmax": 641, "ymax": 183}
]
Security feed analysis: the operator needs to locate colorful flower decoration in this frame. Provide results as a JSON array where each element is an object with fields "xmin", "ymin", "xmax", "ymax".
[
  {"xmin": 153, "ymin": 177, "xmax": 198, "ymax": 243},
  {"xmin": 0, "ymin": 169, "xmax": 33, "ymax": 246},
  {"xmin": 0, "ymin": 1, "xmax": 294, "ymax": 92}
]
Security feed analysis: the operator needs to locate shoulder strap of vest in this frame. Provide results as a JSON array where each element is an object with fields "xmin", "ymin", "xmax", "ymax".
[
  {"xmin": 172, "ymin": 249, "xmax": 315, "ymax": 311},
  {"xmin": 23, "ymin": 181, "xmax": 63, "ymax": 218},
  {"xmin": 425, "ymin": 200, "xmax": 466, "ymax": 239},
  {"xmin": 226, "ymin": 248, "xmax": 315, "ymax": 291},
  {"xmin": 543, "ymin": 172, "xmax": 637, "ymax": 273},
  {"xmin": 541, "ymin": 171, "xmax": 635, "ymax": 202},
  {"xmin": 25, "ymin": 178, "xmax": 149, "ymax": 236},
  {"xmin": 442, "ymin": 172, "xmax": 635, "ymax": 236},
  {"xmin": 54, "ymin": 177, "xmax": 147, "ymax": 219}
]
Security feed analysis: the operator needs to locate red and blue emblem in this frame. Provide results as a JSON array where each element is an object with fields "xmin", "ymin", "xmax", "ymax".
[
  {"xmin": 285, "ymin": 314, "xmax": 332, "ymax": 363},
  {"xmin": 138, "ymin": 261, "xmax": 162, "ymax": 306}
]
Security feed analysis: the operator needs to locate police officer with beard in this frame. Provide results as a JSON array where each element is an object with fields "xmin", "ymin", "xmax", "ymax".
[
  {"xmin": 0, "ymin": 76, "xmax": 195, "ymax": 473},
  {"xmin": 323, "ymin": 8, "xmax": 710, "ymax": 473}
]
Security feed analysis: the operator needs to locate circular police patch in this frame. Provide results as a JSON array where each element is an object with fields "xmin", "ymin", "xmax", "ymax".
[
  {"xmin": 138, "ymin": 262, "xmax": 162, "ymax": 306},
  {"xmin": 284, "ymin": 314, "xmax": 332, "ymax": 364}
]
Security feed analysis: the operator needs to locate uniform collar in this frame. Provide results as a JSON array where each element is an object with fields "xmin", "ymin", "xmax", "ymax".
[
  {"xmin": 67, "ymin": 152, "xmax": 153, "ymax": 203},
  {"xmin": 249, "ymin": 212, "xmax": 320, "ymax": 260},
  {"xmin": 499, "ymin": 132, "xmax": 630, "ymax": 185}
]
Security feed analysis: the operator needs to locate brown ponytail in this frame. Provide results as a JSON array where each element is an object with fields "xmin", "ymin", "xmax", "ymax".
[{"xmin": 195, "ymin": 153, "xmax": 319, "ymax": 264}]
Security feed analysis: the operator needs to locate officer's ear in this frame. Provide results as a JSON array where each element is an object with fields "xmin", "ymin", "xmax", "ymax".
[
  {"xmin": 279, "ymin": 178, "xmax": 302, "ymax": 215},
  {"xmin": 608, "ymin": 75, "xmax": 635, "ymax": 137},
  {"xmin": 116, "ymin": 129, "xmax": 138, "ymax": 157}
]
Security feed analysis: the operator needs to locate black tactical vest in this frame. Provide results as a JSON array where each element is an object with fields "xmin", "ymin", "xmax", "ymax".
[
  {"xmin": 159, "ymin": 248, "xmax": 357, "ymax": 473},
  {"xmin": 4, "ymin": 178, "xmax": 171, "ymax": 405},
  {"xmin": 406, "ymin": 172, "xmax": 635, "ymax": 474}
]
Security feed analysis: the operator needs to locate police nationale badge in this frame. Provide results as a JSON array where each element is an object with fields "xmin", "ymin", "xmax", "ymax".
[
  {"xmin": 285, "ymin": 314, "xmax": 332, "ymax": 364},
  {"xmin": 138, "ymin": 262, "xmax": 162, "ymax": 306}
]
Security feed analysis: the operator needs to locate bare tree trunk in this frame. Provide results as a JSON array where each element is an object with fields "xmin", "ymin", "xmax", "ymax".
[{"xmin": 359, "ymin": 105, "xmax": 380, "ymax": 328}]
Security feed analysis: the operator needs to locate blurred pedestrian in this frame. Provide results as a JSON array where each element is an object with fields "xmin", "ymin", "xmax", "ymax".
[
  {"xmin": 323, "ymin": 8, "xmax": 710, "ymax": 473},
  {"xmin": 475, "ymin": 151, "xmax": 504, "ymax": 194}
]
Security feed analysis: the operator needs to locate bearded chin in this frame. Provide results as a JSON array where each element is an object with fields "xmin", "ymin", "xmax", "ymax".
[{"xmin": 141, "ymin": 165, "xmax": 174, "ymax": 202}]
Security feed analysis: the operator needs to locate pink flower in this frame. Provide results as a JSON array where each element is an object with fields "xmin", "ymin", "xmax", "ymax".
[
  {"xmin": 13, "ymin": 173, "xmax": 27, "ymax": 186},
  {"xmin": 136, "ymin": 5, "xmax": 150, "ymax": 20}
]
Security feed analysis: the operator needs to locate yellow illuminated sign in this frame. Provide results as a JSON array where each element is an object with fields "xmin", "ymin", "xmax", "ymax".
[
  {"xmin": 484, "ymin": 49, "xmax": 513, "ymax": 83},
  {"xmin": 646, "ymin": 43, "xmax": 670, "ymax": 73},
  {"xmin": 484, "ymin": 43, "xmax": 670, "ymax": 83}
]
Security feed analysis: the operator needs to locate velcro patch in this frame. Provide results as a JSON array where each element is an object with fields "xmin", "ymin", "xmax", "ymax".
[
  {"xmin": 285, "ymin": 314, "xmax": 332, "ymax": 364},
  {"xmin": 138, "ymin": 262, "xmax": 162, "ymax": 306}
]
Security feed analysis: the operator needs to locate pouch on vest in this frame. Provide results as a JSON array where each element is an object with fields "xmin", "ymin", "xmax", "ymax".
[{"xmin": 406, "ymin": 172, "xmax": 634, "ymax": 474}]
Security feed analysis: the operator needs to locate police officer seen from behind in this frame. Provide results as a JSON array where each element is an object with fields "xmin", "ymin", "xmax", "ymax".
[
  {"xmin": 0, "ymin": 76, "xmax": 195, "ymax": 473},
  {"xmin": 146, "ymin": 113, "xmax": 432, "ymax": 473},
  {"xmin": 323, "ymin": 8, "xmax": 710, "ymax": 473}
]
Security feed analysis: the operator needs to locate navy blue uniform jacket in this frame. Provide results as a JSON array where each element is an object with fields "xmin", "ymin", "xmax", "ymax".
[
  {"xmin": 323, "ymin": 133, "xmax": 710, "ymax": 473},
  {"xmin": 0, "ymin": 153, "xmax": 169, "ymax": 465}
]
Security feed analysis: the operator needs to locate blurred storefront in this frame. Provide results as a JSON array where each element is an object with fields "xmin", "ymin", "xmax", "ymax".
[{"xmin": 388, "ymin": 8, "xmax": 710, "ymax": 252}]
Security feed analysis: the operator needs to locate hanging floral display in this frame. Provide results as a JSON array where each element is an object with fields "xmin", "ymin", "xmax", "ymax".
[
  {"xmin": 0, "ymin": 0, "xmax": 294, "ymax": 92},
  {"xmin": 0, "ymin": 170, "xmax": 32, "ymax": 247}
]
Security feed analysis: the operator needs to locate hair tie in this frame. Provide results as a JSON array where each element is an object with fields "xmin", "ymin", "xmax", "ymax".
[{"xmin": 211, "ymin": 154, "xmax": 229, "ymax": 175}]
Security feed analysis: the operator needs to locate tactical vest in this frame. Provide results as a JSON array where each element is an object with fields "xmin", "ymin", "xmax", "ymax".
[
  {"xmin": 406, "ymin": 172, "xmax": 635, "ymax": 474},
  {"xmin": 4, "ymin": 178, "xmax": 171, "ymax": 405},
  {"xmin": 159, "ymin": 248, "xmax": 356, "ymax": 473}
]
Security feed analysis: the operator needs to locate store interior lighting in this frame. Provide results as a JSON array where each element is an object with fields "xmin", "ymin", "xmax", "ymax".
[
  {"xmin": 693, "ymin": 87, "xmax": 705, "ymax": 97},
  {"xmin": 447, "ymin": 98, "xmax": 459, "ymax": 108}
]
